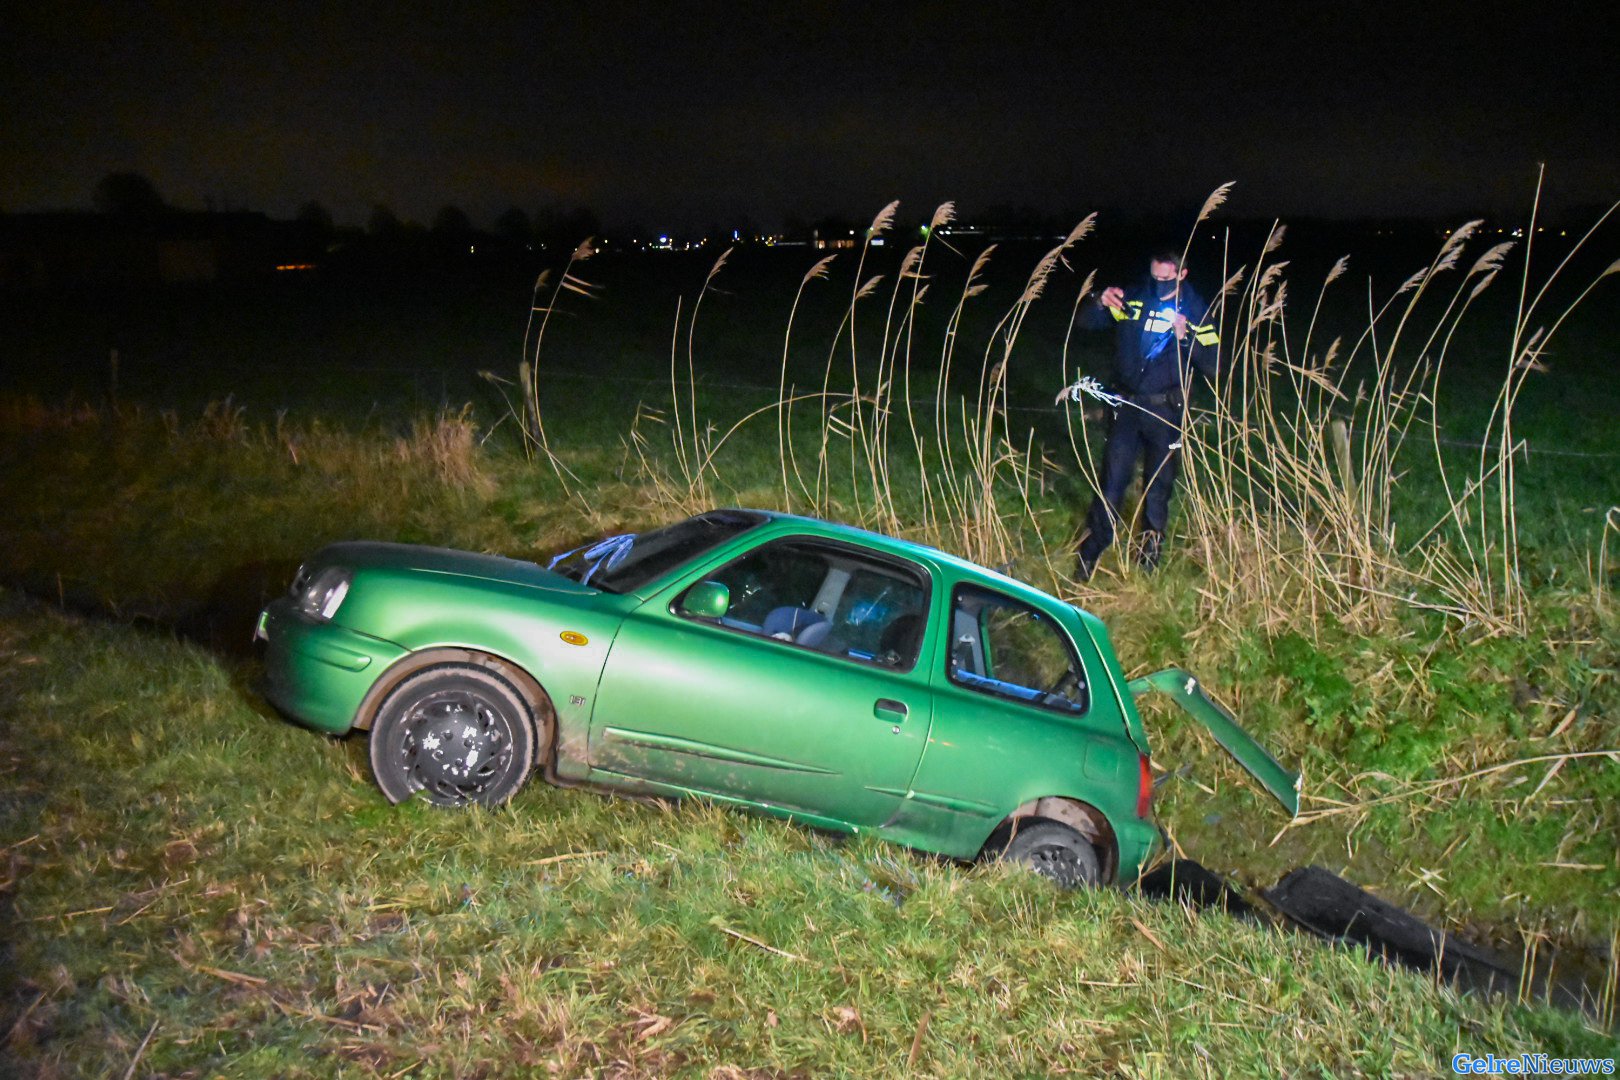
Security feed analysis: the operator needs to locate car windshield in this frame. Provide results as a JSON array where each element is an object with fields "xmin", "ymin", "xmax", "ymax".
[{"xmin": 547, "ymin": 510, "xmax": 766, "ymax": 593}]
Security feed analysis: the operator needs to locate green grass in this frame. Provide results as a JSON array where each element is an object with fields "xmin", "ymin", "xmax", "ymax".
[
  {"xmin": 2, "ymin": 594, "xmax": 1613, "ymax": 1077},
  {"xmin": 0, "ymin": 396, "xmax": 1617, "ymax": 1076}
]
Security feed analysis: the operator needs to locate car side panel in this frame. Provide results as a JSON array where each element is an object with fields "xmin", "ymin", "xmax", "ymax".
[
  {"xmin": 332, "ymin": 568, "xmax": 637, "ymax": 774},
  {"xmin": 588, "ymin": 602, "xmax": 934, "ymax": 827},
  {"xmin": 587, "ymin": 533, "xmax": 944, "ymax": 828},
  {"xmin": 260, "ymin": 598, "xmax": 410, "ymax": 733},
  {"xmin": 888, "ymin": 690, "xmax": 1142, "ymax": 857},
  {"xmin": 881, "ymin": 580, "xmax": 1145, "ymax": 866}
]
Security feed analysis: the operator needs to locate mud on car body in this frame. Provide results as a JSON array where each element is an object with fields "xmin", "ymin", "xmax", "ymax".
[{"xmin": 258, "ymin": 509, "xmax": 1297, "ymax": 887}]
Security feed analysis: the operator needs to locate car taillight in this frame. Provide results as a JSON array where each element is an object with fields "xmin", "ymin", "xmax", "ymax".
[{"xmin": 1136, "ymin": 753, "xmax": 1153, "ymax": 818}]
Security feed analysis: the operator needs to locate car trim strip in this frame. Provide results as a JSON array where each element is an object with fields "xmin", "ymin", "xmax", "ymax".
[{"xmin": 599, "ymin": 727, "xmax": 839, "ymax": 774}]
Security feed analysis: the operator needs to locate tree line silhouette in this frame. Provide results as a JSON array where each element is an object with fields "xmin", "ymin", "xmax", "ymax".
[{"xmin": 75, "ymin": 171, "xmax": 602, "ymax": 252}]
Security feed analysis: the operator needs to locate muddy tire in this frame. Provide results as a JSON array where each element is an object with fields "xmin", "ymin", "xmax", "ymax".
[
  {"xmin": 1002, "ymin": 820, "xmax": 1103, "ymax": 889},
  {"xmin": 368, "ymin": 664, "xmax": 537, "ymax": 807}
]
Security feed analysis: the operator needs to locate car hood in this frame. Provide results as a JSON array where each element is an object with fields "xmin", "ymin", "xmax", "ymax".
[{"xmin": 319, "ymin": 541, "xmax": 598, "ymax": 596}]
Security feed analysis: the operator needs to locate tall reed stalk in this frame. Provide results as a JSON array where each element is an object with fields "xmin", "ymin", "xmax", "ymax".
[
  {"xmin": 624, "ymin": 202, "xmax": 1095, "ymax": 569},
  {"xmin": 485, "ymin": 238, "xmax": 600, "ymax": 493},
  {"xmin": 527, "ymin": 185, "xmax": 1614, "ymax": 638},
  {"xmin": 1172, "ymin": 180, "xmax": 1618, "ymax": 634}
]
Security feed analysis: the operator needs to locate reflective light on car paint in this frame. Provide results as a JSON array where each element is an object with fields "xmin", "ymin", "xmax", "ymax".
[
  {"xmin": 317, "ymin": 578, "xmax": 349, "ymax": 619},
  {"xmin": 559, "ymin": 630, "xmax": 589, "ymax": 646}
]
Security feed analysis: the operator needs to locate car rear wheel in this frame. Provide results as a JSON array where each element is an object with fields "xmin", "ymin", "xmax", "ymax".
[
  {"xmin": 1001, "ymin": 820, "xmax": 1103, "ymax": 889},
  {"xmin": 368, "ymin": 664, "xmax": 537, "ymax": 807}
]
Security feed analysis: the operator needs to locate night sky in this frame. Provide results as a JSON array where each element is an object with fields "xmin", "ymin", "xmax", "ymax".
[{"xmin": 5, "ymin": 2, "xmax": 1615, "ymax": 230}]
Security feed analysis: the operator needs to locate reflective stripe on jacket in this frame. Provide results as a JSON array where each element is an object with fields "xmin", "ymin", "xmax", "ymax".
[
  {"xmin": 1108, "ymin": 298, "xmax": 1221, "ymax": 346},
  {"xmin": 1082, "ymin": 277, "xmax": 1220, "ymax": 396}
]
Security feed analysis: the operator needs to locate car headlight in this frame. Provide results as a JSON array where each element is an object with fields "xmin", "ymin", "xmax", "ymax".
[{"xmin": 294, "ymin": 566, "xmax": 351, "ymax": 620}]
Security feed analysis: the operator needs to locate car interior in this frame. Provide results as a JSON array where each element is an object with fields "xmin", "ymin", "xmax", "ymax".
[
  {"xmin": 684, "ymin": 540, "xmax": 928, "ymax": 670},
  {"xmin": 677, "ymin": 541, "xmax": 1089, "ymax": 712},
  {"xmin": 947, "ymin": 588, "xmax": 1088, "ymax": 713}
]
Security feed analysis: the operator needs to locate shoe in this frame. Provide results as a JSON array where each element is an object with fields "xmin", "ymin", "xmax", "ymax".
[
  {"xmin": 1136, "ymin": 530, "xmax": 1163, "ymax": 572},
  {"xmin": 1075, "ymin": 549, "xmax": 1099, "ymax": 582}
]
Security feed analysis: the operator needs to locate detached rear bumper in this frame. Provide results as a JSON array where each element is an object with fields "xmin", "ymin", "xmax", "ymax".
[{"xmin": 257, "ymin": 598, "xmax": 407, "ymax": 734}]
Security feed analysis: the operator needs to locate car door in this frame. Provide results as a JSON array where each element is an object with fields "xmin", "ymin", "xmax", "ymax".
[
  {"xmin": 586, "ymin": 536, "xmax": 935, "ymax": 828},
  {"xmin": 892, "ymin": 582, "xmax": 1133, "ymax": 855}
]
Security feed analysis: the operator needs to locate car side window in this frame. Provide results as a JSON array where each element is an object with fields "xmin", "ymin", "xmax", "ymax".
[
  {"xmin": 676, "ymin": 539, "xmax": 929, "ymax": 671},
  {"xmin": 947, "ymin": 586, "xmax": 1088, "ymax": 713}
]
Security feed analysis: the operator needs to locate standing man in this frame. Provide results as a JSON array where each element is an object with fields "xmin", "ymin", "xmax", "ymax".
[{"xmin": 1069, "ymin": 251, "xmax": 1219, "ymax": 580}]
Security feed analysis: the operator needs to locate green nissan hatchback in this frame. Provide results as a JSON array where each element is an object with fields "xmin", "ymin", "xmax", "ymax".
[{"xmin": 258, "ymin": 509, "xmax": 1296, "ymax": 888}]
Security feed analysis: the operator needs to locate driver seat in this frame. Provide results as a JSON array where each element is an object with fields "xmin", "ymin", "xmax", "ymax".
[{"xmin": 762, "ymin": 605, "xmax": 827, "ymax": 643}]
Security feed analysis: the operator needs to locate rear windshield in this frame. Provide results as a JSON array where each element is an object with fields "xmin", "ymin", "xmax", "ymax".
[{"xmin": 549, "ymin": 510, "xmax": 766, "ymax": 593}]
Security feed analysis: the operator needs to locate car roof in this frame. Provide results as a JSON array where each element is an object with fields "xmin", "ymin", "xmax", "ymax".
[{"xmin": 737, "ymin": 509, "xmax": 1072, "ymax": 612}]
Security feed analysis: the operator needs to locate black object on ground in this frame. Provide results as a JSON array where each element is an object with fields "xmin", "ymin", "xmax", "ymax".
[
  {"xmin": 1265, "ymin": 865, "xmax": 1522, "ymax": 997},
  {"xmin": 1135, "ymin": 858, "xmax": 1258, "ymax": 919},
  {"xmin": 1140, "ymin": 861, "xmax": 1607, "ymax": 1021}
]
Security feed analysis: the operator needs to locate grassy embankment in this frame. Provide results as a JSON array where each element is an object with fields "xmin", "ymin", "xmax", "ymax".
[
  {"xmin": 2, "ymin": 194, "xmax": 1618, "ymax": 1074},
  {"xmin": 1, "ymin": 592, "xmax": 1614, "ymax": 1076}
]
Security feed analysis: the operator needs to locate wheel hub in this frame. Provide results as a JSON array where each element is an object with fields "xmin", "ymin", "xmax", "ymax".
[
  {"xmin": 403, "ymin": 695, "xmax": 509, "ymax": 797},
  {"xmin": 1028, "ymin": 844, "xmax": 1083, "ymax": 888}
]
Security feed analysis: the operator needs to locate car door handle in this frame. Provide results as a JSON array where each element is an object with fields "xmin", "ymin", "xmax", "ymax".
[{"xmin": 874, "ymin": 698, "xmax": 909, "ymax": 722}]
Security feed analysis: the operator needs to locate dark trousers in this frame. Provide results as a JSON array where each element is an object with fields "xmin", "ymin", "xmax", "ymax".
[{"xmin": 1079, "ymin": 403, "xmax": 1182, "ymax": 562}]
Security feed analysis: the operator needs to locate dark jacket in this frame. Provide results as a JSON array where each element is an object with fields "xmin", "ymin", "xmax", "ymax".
[{"xmin": 1080, "ymin": 276, "xmax": 1220, "ymax": 398}]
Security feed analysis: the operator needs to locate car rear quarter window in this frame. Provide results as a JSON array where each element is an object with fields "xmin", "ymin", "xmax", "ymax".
[{"xmin": 947, "ymin": 586, "xmax": 1088, "ymax": 714}]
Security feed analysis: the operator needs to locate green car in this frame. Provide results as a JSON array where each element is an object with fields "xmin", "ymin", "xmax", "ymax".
[{"xmin": 258, "ymin": 509, "xmax": 1297, "ymax": 887}]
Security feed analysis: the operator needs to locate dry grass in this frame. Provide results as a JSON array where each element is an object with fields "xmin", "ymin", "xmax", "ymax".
[
  {"xmin": 485, "ymin": 237, "xmax": 601, "ymax": 491},
  {"xmin": 396, "ymin": 403, "xmax": 494, "ymax": 496}
]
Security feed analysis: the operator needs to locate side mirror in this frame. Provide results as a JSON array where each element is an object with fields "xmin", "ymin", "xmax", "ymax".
[{"xmin": 679, "ymin": 580, "xmax": 730, "ymax": 619}]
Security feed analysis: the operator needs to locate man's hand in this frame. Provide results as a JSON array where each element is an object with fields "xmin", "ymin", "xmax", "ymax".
[
  {"xmin": 1171, "ymin": 312, "xmax": 1189, "ymax": 339},
  {"xmin": 1099, "ymin": 286, "xmax": 1125, "ymax": 310}
]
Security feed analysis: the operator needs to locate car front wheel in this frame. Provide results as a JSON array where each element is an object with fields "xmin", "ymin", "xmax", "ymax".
[
  {"xmin": 1002, "ymin": 820, "xmax": 1103, "ymax": 889},
  {"xmin": 368, "ymin": 664, "xmax": 538, "ymax": 807}
]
